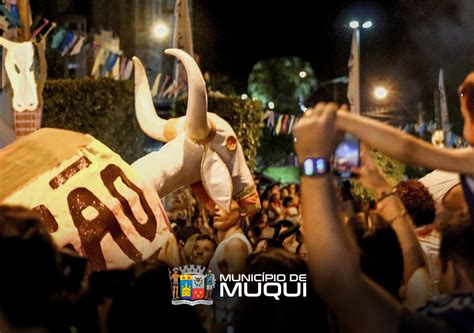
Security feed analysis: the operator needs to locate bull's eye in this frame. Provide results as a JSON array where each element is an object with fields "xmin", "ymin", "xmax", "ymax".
[
  {"xmin": 14, "ymin": 64, "xmax": 20, "ymax": 74},
  {"xmin": 29, "ymin": 62, "xmax": 34, "ymax": 72}
]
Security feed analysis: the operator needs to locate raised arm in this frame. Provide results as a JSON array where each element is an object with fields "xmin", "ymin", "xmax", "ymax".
[
  {"xmin": 294, "ymin": 103, "xmax": 401, "ymax": 333},
  {"xmin": 352, "ymin": 148, "xmax": 432, "ymax": 309},
  {"xmin": 352, "ymin": 148, "xmax": 427, "ymax": 282},
  {"xmin": 336, "ymin": 112, "xmax": 474, "ymax": 176}
]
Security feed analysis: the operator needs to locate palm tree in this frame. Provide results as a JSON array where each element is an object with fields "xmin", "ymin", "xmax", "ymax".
[{"xmin": 248, "ymin": 57, "xmax": 317, "ymax": 113}]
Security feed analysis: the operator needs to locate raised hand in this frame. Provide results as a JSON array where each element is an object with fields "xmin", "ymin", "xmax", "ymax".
[
  {"xmin": 294, "ymin": 102, "xmax": 343, "ymax": 161},
  {"xmin": 351, "ymin": 145, "xmax": 392, "ymax": 198}
]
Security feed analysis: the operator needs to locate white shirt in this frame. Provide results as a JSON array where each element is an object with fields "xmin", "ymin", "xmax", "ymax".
[
  {"xmin": 419, "ymin": 170, "xmax": 460, "ymax": 215},
  {"xmin": 209, "ymin": 233, "xmax": 252, "ymax": 277}
]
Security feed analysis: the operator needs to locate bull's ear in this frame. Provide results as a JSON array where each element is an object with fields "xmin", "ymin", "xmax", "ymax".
[
  {"xmin": 201, "ymin": 146, "xmax": 233, "ymax": 213},
  {"xmin": 0, "ymin": 37, "xmax": 15, "ymax": 50}
]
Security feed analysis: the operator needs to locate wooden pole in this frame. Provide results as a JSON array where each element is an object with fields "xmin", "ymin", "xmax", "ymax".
[{"xmin": 17, "ymin": 0, "xmax": 32, "ymax": 42}]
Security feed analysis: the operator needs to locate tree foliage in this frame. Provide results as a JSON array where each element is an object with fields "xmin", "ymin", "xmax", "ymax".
[
  {"xmin": 248, "ymin": 57, "xmax": 317, "ymax": 168},
  {"xmin": 42, "ymin": 78, "xmax": 144, "ymax": 163},
  {"xmin": 248, "ymin": 57, "xmax": 317, "ymax": 112},
  {"xmin": 350, "ymin": 150, "xmax": 406, "ymax": 203}
]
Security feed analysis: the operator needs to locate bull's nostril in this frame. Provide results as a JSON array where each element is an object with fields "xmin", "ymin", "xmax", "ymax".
[
  {"xmin": 17, "ymin": 104, "xmax": 22, "ymax": 108},
  {"xmin": 29, "ymin": 103, "xmax": 34, "ymax": 107}
]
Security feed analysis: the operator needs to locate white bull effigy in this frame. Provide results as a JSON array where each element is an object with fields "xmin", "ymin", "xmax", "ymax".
[{"xmin": 0, "ymin": 47, "xmax": 260, "ymax": 271}]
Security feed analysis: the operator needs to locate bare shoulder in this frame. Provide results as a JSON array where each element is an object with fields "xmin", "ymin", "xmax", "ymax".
[{"xmin": 225, "ymin": 237, "xmax": 249, "ymax": 253}]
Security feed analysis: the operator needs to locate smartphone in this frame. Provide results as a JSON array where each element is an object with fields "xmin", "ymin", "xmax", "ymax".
[{"xmin": 333, "ymin": 134, "xmax": 360, "ymax": 178}]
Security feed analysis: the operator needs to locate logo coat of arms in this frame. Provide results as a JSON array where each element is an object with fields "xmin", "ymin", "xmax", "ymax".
[{"xmin": 169, "ymin": 265, "xmax": 215, "ymax": 305}]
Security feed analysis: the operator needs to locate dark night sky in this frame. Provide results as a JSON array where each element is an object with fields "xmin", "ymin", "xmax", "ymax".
[
  {"xmin": 30, "ymin": 0, "xmax": 474, "ymax": 129},
  {"xmin": 193, "ymin": 0, "xmax": 474, "ymax": 127},
  {"xmin": 194, "ymin": 0, "xmax": 398, "ymax": 89}
]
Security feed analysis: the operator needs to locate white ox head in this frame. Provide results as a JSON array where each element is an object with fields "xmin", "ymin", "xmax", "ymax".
[
  {"xmin": 0, "ymin": 37, "xmax": 38, "ymax": 112},
  {"xmin": 132, "ymin": 49, "xmax": 260, "ymax": 216}
]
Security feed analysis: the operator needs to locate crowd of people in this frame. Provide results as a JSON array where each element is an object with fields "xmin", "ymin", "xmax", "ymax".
[{"xmin": 1, "ymin": 71, "xmax": 474, "ymax": 333}]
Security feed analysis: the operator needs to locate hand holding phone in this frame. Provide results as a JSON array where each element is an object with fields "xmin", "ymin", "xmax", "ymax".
[{"xmin": 333, "ymin": 134, "xmax": 360, "ymax": 178}]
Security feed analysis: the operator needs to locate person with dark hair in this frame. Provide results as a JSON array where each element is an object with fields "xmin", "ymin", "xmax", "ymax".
[
  {"xmin": 208, "ymin": 200, "xmax": 253, "ymax": 329},
  {"xmin": 294, "ymin": 101, "xmax": 474, "ymax": 333},
  {"xmin": 396, "ymin": 179, "xmax": 441, "ymax": 295},
  {"xmin": 0, "ymin": 205, "xmax": 60, "ymax": 332},
  {"xmin": 191, "ymin": 234, "xmax": 217, "ymax": 267},
  {"xmin": 246, "ymin": 223, "xmax": 262, "ymax": 249},
  {"xmin": 174, "ymin": 225, "xmax": 200, "ymax": 263},
  {"xmin": 282, "ymin": 196, "xmax": 300, "ymax": 223},
  {"xmin": 416, "ymin": 212, "xmax": 474, "ymax": 330},
  {"xmin": 209, "ymin": 200, "xmax": 252, "ymax": 276},
  {"xmin": 270, "ymin": 183, "xmax": 281, "ymax": 195},
  {"xmin": 288, "ymin": 183, "xmax": 299, "ymax": 195},
  {"xmin": 268, "ymin": 192, "xmax": 283, "ymax": 222},
  {"xmin": 396, "ymin": 180, "xmax": 436, "ymax": 228},
  {"xmin": 347, "ymin": 213, "xmax": 404, "ymax": 300},
  {"xmin": 288, "ymin": 183, "xmax": 301, "ymax": 207},
  {"xmin": 234, "ymin": 248, "xmax": 330, "ymax": 333},
  {"xmin": 437, "ymin": 213, "xmax": 474, "ymax": 282}
]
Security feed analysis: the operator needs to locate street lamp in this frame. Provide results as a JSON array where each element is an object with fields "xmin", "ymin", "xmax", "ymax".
[
  {"xmin": 348, "ymin": 20, "xmax": 372, "ymax": 115},
  {"xmin": 152, "ymin": 21, "xmax": 169, "ymax": 40},
  {"xmin": 362, "ymin": 21, "xmax": 373, "ymax": 29},
  {"xmin": 372, "ymin": 85, "xmax": 417, "ymax": 121},
  {"xmin": 374, "ymin": 86, "xmax": 388, "ymax": 100}
]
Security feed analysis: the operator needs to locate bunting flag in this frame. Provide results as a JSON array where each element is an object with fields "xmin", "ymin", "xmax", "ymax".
[
  {"xmin": 119, "ymin": 57, "xmax": 127, "ymax": 78},
  {"xmin": 38, "ymin": 21, "xmax": 56, "ymax": 40},
  {"xmin": 162, "ymin": 81, "xmax": 185, "ymax": 98},
  {"xmin": 151, "ymin": 73, "xmax": 162, "ymax": 97},
  {"xmin": 30, "ymin": 15, "xmax": 42, "ymax": 31},
  {"xmin": 0, "ymin": 4, "xmax": 20, "ymax": 28},
  {"xmin": 60, "ymin": 33, "xmax": 78, "ymax": 57},
  {"xmin": 427, "ymin": 120, "xmax": 437, "ymax": 134},
  {"xmin": 31, "ymin": 17, "xmax": 48, "ymax": 39},
  {"xmin": 172, "ymin": 0, "xmax": 194, "ymax": 92},
  {"xmin": 415, "ymin": 122, "xmax": 428, "ymax": 136},
  {"xmin": 51, "ymin": 28, "xmax": 67, "ymax": 49},
  {"xmin": 69, "ymin": 36, "xmax": 85, "ymax": 56},
  {"xmin": 158, "ymin": 75, "xmax": 171, "ymax": 97},
  {"xmin": 0, "ymin": 10, "xmax": 184, "ymax": 85},
  {"xmin": 0, "ymin": 15, "xmax": 8, "ymax": 30},
  {"xmin": 262, "ymin": 110, "xmax": 298, "ymax": 136},
  {"xmin": 91, "ymin": 47, "xmax": 106, "ymax": 77},
  {"xmin": 399, "ymin": 120, "xmax": 467, "ymax": 148},
  {"xmin": 121, "ymin": 59, "xmax": 134, "ymax": 80},
  {"xmin": 347, "ymin": 29, "xmax": 360, "ymax": 115},
  {"xmin": 102, "ymin": 52, "xmax": 119, "ymax": 74}
]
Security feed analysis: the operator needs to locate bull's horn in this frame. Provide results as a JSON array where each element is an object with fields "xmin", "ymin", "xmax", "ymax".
[
  {"xmin": 133, "ymin": 56, "xmax": 183, "ymax": 142},
  {"xmin": 164, "ymin": 48, "xmax": 212, "ymax": 142}
]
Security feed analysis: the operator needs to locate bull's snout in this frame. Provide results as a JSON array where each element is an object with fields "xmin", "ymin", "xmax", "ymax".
[{"xmin": 14, "ymin": 99, "xmax": 38, "ymax": 112}]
